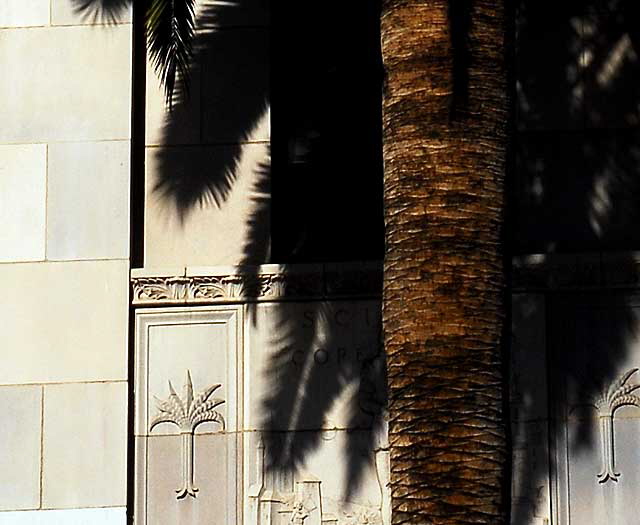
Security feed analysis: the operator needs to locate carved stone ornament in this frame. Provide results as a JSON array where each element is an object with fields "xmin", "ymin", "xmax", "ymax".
[
  {"xmin": 131, "ymin": 264, "xmax": 382, "ymax": 305},
  {"xmin": 150, "ymin": 370, "xmax": 226, "ymax": 499},
  {"xmin": 248, "ymin": 435, "xmax": 389, "ymax": 525},
  {"xmin": 592, "ymin": 368, "xmax": 640, "ymax": 483}
]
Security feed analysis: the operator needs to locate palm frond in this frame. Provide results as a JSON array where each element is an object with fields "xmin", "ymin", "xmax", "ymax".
[{"xmin": 145, "ymin": 0, "xmax": 197, "ymax": 107}]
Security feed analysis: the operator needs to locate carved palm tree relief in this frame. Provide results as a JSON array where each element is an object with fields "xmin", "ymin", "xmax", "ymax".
[
  {"xmin": 150, "ymin": 370, "xmax": 226, "ymax": 498},
  {"xmin": 593, "ymin": 368, "xmax": 640, "ymax": 483}
]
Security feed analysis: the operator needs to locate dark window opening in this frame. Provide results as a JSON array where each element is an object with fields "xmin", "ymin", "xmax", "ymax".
[{"xmin": 270, "ymin": 1, "xmax": 384, "ymax": 263}]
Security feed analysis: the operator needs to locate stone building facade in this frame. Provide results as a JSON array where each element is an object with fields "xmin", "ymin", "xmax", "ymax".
[{"xmin": 1, "ymin": 1, "xmax": 640, "ymax": 524}]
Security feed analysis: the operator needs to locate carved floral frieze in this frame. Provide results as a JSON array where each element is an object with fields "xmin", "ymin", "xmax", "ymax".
[
  {"xmin": 131, "ymin": 265, "xmax": 382, "ymax": 305},
  {"xmin": 132, "ymin": 253, "xmax": 640, "ymax": 305}
]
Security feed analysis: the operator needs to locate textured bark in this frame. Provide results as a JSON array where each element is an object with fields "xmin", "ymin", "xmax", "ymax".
[{"xmin": 381, "ymin": 1, "xmax": 508, "ymax": 524}]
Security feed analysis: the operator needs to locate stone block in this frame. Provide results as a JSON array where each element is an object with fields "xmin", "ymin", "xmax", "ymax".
[
  {"xmin": 145, "ymin": 58, "xmax": 201, "ymax": 147},
  {"xmin": 0, "ymin": 385, "xmax": 42, "ymax": 511},
  {"xmin": 0, "ymin": 1, "xmax": 49, "ymax": 28},
  {"xmin": 51, "ymin": 0, "xmax": 131, "ymax": 26},
  {"xmin": 42, "ymin": 382, "xmax": 127, "ymax": 508},
  {"xmin": 199, "ymin": 28, "xmax": 270, "ymax": 144},
  {"xmin": 46, "ymin": 141, "xmax": 130, "ymax": 261},
  {"xmin": 0, "ymin": 507, "xmax": 126, "ymax": 524},
  {"xmin": 557, "ymin": 414, "xmax": 640, "ymax": 524},
  {"xmin": 133, "ymin": 306, "xmax": 245, "ymax": 524},
  {"xmin": 134, "ymin": 306, "xmax": 243, "ymax": 437},
  {"xmin": 144, "ymin": 141, "xmax": 269, "ymax": 268},
  {"xmin": 0, "ymin": 260, "xmax": 128, "ymax": 385},
  {"xmin": 0, "ymin": 25, "xmax": 130, "ymax": 143},
  {"xmin": 133, "ymin": 296, "xmax": 386, "ymax": 524},
  {"xmin": 136, "ymin": 433, "xmax": 238, "ymax": 525},
  {"xmin": 0, "ymin": 144, "xmax": 46, "ymax": 262},
  {"xmin": 548, "ymin": 294, "xmax": 640, "ymax": 524}
]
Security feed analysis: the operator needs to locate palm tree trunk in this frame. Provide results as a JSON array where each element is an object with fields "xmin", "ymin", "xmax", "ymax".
[{"xmin": 381, "ymin": 1, "xmax": 509, "ymax": 524}]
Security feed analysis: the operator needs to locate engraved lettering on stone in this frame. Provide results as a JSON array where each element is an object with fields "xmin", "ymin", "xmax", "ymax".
[
  {"xmin": 150, "ymin": 370, "xmax": 225, "ymax": 499},
  {"xmin": 593, "ymin": 368, "xmax": 640, "ymax": 483}
]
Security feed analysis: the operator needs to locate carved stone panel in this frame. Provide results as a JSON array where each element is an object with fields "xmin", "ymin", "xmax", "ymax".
[
  {"xmin": 550, "ymin": 294, "xmax": 640, "ymax": 525},
  {"xmin": 133, "ymin": 296, "xmax": 387, "ymax": 525},
  {"xmin": 559, "ymin": 407, "xmax": 640, "ymax": 525},
  {"xmin": 134, "ymin": 306, "xmax": 243, "ymax": 525}
]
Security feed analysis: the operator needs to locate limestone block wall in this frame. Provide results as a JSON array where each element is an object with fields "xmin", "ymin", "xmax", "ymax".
[
  {"xmin": 143, "ymin": 0, "xmax": 271, "ymax": 269},
  {"xmin": 0, "ymin": 3, "xmax": 131, "ymax": 522}
]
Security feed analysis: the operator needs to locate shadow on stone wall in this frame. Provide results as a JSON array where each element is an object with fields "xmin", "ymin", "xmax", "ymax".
[
  {"xmin": 511, "ymin": 0, "xmax": 640, "ymax": 522},
  {"xmin": 75, "ymin": 0, "xmax": 386, "ymax": 504},
  {"xmin": 72, "ymin": 0, "xmax": 130, "ymax": 24},
  {"xmin": 74, "ymin": 0, "xmax": 640, "ymax": 521},
  {"xmin": 151, "ymin": 0, "xmax": 270, "ymax": 221},
  {"xmin": 515, "ymin": 0, "xmax": 640, "ymax": 253},
  {"xmin": 256, "ymin": 298, "xmax": 387, "ymax": 499}
]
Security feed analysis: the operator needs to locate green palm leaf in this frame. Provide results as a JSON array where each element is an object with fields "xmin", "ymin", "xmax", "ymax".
[{"xmin": 146, "ymin": 0, "xmax": 197, "ymax": 107}]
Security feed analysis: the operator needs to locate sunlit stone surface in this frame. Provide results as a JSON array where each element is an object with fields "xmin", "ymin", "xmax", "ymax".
[{"xmin": 0, "ymin": 507, "xmax": 126, "ymax": 524}]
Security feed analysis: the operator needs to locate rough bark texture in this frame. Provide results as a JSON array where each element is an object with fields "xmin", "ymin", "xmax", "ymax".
[{"xmin": 381, "ymin": 1, "xmax": 508, "ymax": 524}]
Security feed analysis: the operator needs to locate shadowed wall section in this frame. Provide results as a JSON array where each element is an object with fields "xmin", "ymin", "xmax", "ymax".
[{"xmin": 144, "ymin": 0, "xmax": 271, "ymax": 268}]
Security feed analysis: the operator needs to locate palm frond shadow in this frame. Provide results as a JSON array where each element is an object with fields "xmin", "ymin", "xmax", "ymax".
[
  {"xmin": 512, "ymin": 1, "xmax": 640, "ymax": 522},
  {"xmin": 71, "ymin": 0, "xmax": 130, "ymax": 25},
  {"xmin": 240, "ymin": 151, "xmax": 271, "ymax": 268},
  {"xmin": 65, "ymin": 0, "xmax": 640, "ymax": 517},
  {"xmin": 257, "ymin": 298, "xmax": 387, "ymax": 501},
  {"xmin": 511, "ymin": 293, "xmax": 638, "ymax": 525},
  {"xmin": 152, "ymin": 0, "xmax": 269, "ymax": 223},
  {"xmin": 151, "ymin": 0, "xmax": 385, "ymax": 500}
]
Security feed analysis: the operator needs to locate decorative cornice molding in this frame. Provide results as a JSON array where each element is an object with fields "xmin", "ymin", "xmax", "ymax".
[
  {"xmin": 131, "ymin": 263, "xmax": 383, "ymax": 305},
  {"xmin": 132, "ymin": 253, "xmax": 640, "ymax": 303}
]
